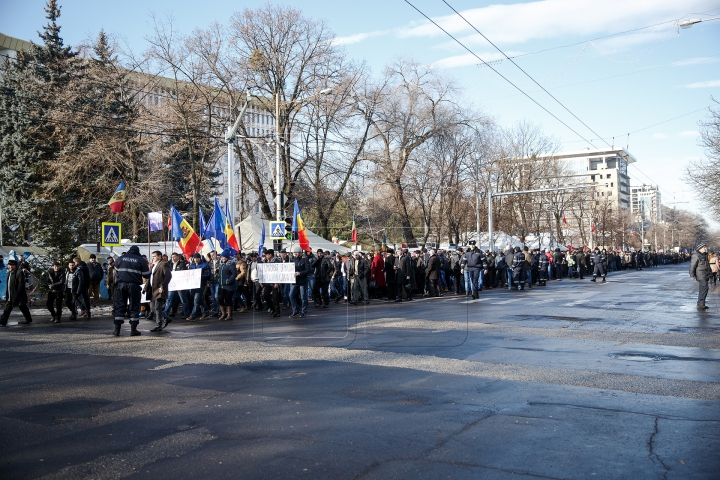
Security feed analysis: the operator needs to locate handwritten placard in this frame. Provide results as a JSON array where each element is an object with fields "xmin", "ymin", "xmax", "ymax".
[
  {"xmin": 257, "ymin": 263, "xmax": 296, "ymax": 284},
  {"xmin": 168, "ymin": 269, "xmax": 201, "ymax": 292}
]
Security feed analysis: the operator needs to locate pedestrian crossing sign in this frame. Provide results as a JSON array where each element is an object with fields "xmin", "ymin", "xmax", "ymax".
[
  {"xmin": 270, "ymin": 221, "xmax": 286, "ymax": 239},
  {"xmin": 101, "ymin": 222, "xmax": 122, "ymax": 247}
]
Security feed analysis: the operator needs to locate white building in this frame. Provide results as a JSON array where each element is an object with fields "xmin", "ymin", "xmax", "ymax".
[
  {"xmin": 549, "ymin": 148, "xmax": 636, "ymax": 211},
  {"xmin": 631, "ymin": 184, "xmax": 662, "ymax": 223}
]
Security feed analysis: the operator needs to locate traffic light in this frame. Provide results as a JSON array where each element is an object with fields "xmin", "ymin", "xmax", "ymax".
[{"xmin": 284, "ymin": 217, "xmax": 296, "ymax": 240}]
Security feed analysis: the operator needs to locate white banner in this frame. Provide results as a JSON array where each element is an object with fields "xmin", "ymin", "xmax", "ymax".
[
  {"xmin": 257, "ymin": 263, "xmax": 296, "ymax": 284},
  {"xmin": 168, "ymin": 269, "xmax": 201, "ymax": 292}
]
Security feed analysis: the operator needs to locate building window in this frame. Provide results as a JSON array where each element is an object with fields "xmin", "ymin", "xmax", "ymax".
[{"xmin": 607, "ymin": 174, "xmax": 611, "ymax": 179}]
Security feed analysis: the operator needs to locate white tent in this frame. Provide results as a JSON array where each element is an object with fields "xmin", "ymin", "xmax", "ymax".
[
  {"xmin": 238, "ymin": 215, "xmax": 352, "ymax": 254},
  {"xmin": 523, "ymin": 233, "xmax": 569, "ymax": 252},
  {"xmin": 465, "ymin": 232, "xmax": 524, "ymax": 252}
]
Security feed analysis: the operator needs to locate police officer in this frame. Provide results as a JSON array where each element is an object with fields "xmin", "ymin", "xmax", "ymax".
[
  {"xmin": 113, "ymin": 245, "xmax": 150, "ymax": 336},
  {"xmin": 461, "ymin": 241, "xmax": 488, "ymax": 299},
  {"xmin": 511, "ymin": 247, "xmax": 526, "ymax": 290},
  {"xmin": 590, "ymin": 247, "xmax": 607, "ymax": 283}
]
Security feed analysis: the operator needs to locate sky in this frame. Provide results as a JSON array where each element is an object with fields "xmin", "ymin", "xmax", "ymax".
[{"xmin": 2, "ymin": 0, "xmax": 719, "ymax": 225}]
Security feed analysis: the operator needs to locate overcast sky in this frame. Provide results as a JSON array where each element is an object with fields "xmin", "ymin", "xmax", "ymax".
[{"xmin": 2, "ymin": 0, "xmax": 719, "ymax": 225}]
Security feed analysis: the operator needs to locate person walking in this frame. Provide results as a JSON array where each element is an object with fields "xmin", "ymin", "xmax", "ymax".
[
  {"xmin": 349, "ymin": 251, "xmax": 370, "ymax": 304},
  {"xmin": 46, "ymin": 261, "xmax": 65, "ymax": 323},
  {"xmin": 73, "ymin": 257, "xmax": 92, "ymax": 318},
  {"xmin": 87, "ymin": 254, "xmax": 104, "ymax": 308},
  {"xmin": 289, "ymin": 245, "xmax": 312, "ymax": 318},
  {"xmin": 462, "ymin": 241, "xmax": 488, "ymax": 299},
  {"xmin": 590, "ymin": 247, "xmax": 607, "ymax": 283},
  {"xmin": 217, "ymin": 249, "xmax": 238, "ymax": 321},
  {"xmin": 0, "ymin": 259, "xmax": 33, "ymax": 326},
  {"xmin": 690, "ymin": 243, "xmax": 711, "ymax": 310},
  {"xmin": 187, "ymin": 253, "xmax": 211, "ymax": 321},
  {"xmin": 63, "ymin": 260, "xmax": 82, "ymax": 321},
  {"xmin": 147, "ymin": 251, "xmax": 172, "ymax": 332},
  {"xmin": 112, "ymin": 245, "xmax": 150, "ymax": 336}
]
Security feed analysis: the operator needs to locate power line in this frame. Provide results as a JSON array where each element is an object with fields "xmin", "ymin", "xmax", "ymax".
[
  {"xmin": 442, "ymin": 0, "xmax": 612, "ymax": 149},
  {"xmin": 403, "ymin": 0, "xmax": 599, "ymax": 148}
]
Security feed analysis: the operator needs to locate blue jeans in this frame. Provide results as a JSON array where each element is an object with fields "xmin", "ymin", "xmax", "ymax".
[
  {"xmin": 208, "ymin": 283, "xmax": 219, "ymax": 312},
  {"xmin": 477, "ymin": 270, "xmax": 485, "ymax": 291},
  {"xmin": 507, "ymin": 267, "xmax": 514, "ymax": 289},
  {"xmin": 306, "ymin": 275, "xmax": 315, "ymax": 304},
  {"xmin": 289, "ymin": 284, "xmax": 308, "ymax": 315},
  {"xmin": 524, "ymin": 268, "xmax": 532, "ymax": 287},
  {"xmin": 179, "ymin": 290, "xmax": 192, "ymax": 316},
  {"xmin": 282, "ymin": 284, "xmax": 291, "ymax": 305},
  {"xmin": 464, "ymin": 270, "xmax": 471, "ymax": 292},
  {"xmin": 191, "ymin": 291, "xmax": 208, "ymax": 318},
  {"xmin": 164, "ymin": 291, "xmax": 181, "ymax": 316}
]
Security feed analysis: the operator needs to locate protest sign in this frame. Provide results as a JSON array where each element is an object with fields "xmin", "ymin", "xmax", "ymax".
[
  {"xmin": 168, "ymin": 269, "xmax": 202, "ymax": 292},
  {"xmin": 257, "ymin": 263, "xmax": 296, "ymax": 284}
]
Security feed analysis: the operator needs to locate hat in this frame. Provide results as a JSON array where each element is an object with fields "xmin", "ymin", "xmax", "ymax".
[
  {"xmin": 192, "ymin": 253, "xmax": 202, "ymax": 259},
  {"xmin": 280, "ymin": 248, "xmax": 287, "ymax": 253},
  {"xmin": 696, "ymin": 243, "xmax": 707, "ymax": 251},
  {"xmin": 292, "ymin": 245, "xmax": 302, "ymax": 253},
  {"xmin": 7, "ymin": 259, "xmax": 17, "ymax": 266},
  {"xmin": 468, "ymin": 240, "xmax": 476, "ymax": 246},
  {"xmin": 220, "ymin": 248, "xmax": 233, "ymax": 258}
]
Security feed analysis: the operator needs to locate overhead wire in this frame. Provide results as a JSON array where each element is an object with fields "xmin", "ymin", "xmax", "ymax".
[{"xmin": 403, "ymin": 0, "xmax": 599, "ymax": 148}]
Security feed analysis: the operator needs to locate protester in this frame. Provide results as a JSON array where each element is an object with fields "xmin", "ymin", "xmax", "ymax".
[
  {"xmin": 0, "ymin": 259, "xmax": 33, "ymax": 326},
  {"xmin": 46, "ymin": 261, "xmax": 65, "ymax": 323},
  {"xmin": 690, "ymin": 243, "xmax": 711, "ymax": 310},
  {"xmin": 87, "ymin": 254, "xmax": 104, "ymax": 308},
  {"xmin": 147, "ymin": 250, "xmax": 172, "ymax": 332}
]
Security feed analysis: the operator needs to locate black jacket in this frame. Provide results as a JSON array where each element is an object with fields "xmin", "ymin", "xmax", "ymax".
[
  {"xmin": 218, "ymin": 260, "xmax": 238, "ymax": 291},
  {"xmin": 64, "ymin": 268, "xmax": 83, "ymax": 295},
  {"xmin": 312, "ymin": 255, "xmax": 334, "ymax": 283},
  {"xmin": 88, "ymin": 262, "xmax": 104, "ymax": 285},
  {"xmin": 384, "ymin": 255, "xmax": 397, "ymax": 284},
  {"xmin": 47, "ymin": 269, "xmax": 65, "ymax": 292},
  {"xmin": 5, "ymin": 268, "xmax": 28, "ymax": 305},
  {"xmin": 348, "ymin": 256, "xmax": 370, "ymax": 280},
  {"xmin": 292, "ymin": 255, "xmax": 313, "ymax": 286},
  {"xmin": 115, "ymin": 246, "xmax": 151, "ymax": 285},
  {"xmin": 463, "ymin": 248, "xmax": 488, "ymax": 270}
]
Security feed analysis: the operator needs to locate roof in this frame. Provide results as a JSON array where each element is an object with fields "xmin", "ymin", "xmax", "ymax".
[
  {"xmin": 538, "ymin": 148, "xmax": 637, "ymax": 164},
  {"xmin": 0, "ymin": 32, "xmax": 34, "ymax": 53}
]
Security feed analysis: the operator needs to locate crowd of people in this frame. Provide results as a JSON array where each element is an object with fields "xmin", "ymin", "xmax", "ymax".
[{"xmin": 0, "ymin": 242, "xmax": 697, "ymax": 332}]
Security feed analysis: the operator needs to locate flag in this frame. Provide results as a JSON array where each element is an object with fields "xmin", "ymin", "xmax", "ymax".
[
  {"xmin": 198, "ymin": 207, "xmax": 215, "ymax": 251},
  {"xmin": 292, "ymin": 199, "xmax": 311, "ymax": 251},
  {"xmin": 381, "ymin": 234, "xmax": 387, "ymax": 252},
  {"xmin": 591, "ymin": 222, "xmax": 596, "ymax": 233},
  {"xmin": 520, "ymin": 229, "xmax": 525, "ymax": 243},
  {"xmin": 351, "ymin": 214, "xmax": 357, "ymax": 243},
  {"xmin": 401, "ymin": 233, "xmax": 407, "ymax": 249},
  {"xmin": 224, "ymin": 199, "xmax": 240, "ymax": 252},
  {"xmin": 561, "ymin": 210, "xmax": 567, "ymax": 224},
  {"xmin": 258, "ymin": 221, "xmax": 266, "ymax": 257},
  {"xmin": 108, "ymin": 180, "xmax": 126, "ymax": 213},
  {"xmin": 171, "ymin": 205, "xmax": 200, "ymax": 257},
  {"xmin": 148, "ymin": 211, "xmax": 163, "ymax": 232},
  {"xmin": 205, "ymin": 198, "xmax": 226, "ymax": 246}
]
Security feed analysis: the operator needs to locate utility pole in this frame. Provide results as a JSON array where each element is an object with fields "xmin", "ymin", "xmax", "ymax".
[{"xmin": 224, "ymin": 91, "xmax": 254, "ymax": 226}]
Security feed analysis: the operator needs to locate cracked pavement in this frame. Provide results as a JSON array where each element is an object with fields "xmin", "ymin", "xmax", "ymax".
[{"xmin": 0, "ymin": 264, "xmax": 718, "ymax": 479}]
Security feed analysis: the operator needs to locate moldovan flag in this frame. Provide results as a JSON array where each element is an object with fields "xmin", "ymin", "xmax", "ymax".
[
  {"xmin": 292, "ymin": 199, "xmax": 311, "ymax": 252},
  {"xmin": 224, "ymin": 200, "xmax": 240, "ymax": 252},
  {"xmin": 591, "ymin": 222, "xmax": 597, "ymax": 233},
  {"xmin": 108, "ymin": 180, "xmax": 126, "ymax": 213},
  {"xmin": 561, "ymin": 210, "xmax": 567, "ymax": 224},
  {"xmin": 171, "ymin": 205, "xmax": 200, "ymax": 257},
  {"xmin": 351, "ymin": 214, "xmax": 357, "ymax": 243}
]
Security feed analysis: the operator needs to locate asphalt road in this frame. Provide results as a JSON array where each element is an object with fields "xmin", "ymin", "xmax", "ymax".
[{"xmin": 0, "ymin": 263, "xmax": 718, "ymax": 479}]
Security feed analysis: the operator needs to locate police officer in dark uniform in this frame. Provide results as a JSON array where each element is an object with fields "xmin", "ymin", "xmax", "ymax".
[
  {"xmin": 511, "ymin": 247, "xmax": 526, "ymax": 290},
  {"xmin": 461, "ymin": 241, "xmax": 488, "ymax": 299},
  {"xmin": 113, "ymin": 245, "xmax": 150, "ymax": 336},
  {"xmin": 590, "ymin": 247, "xmax": 607, "ymax": 283}
]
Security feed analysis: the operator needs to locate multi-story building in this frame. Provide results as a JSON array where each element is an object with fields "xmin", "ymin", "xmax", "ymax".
[
  {"xmin": 631, "ymin": 184, "xmax": 662, "ymax": 223},
  {"xmin": 550, "ymin": 148, "xmax": 636, "ymax": 211}
]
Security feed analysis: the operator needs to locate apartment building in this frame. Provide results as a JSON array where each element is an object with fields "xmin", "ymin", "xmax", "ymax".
[{"xmin": 631, "ymin": 184, "xmax": 662, "ymax": 223}]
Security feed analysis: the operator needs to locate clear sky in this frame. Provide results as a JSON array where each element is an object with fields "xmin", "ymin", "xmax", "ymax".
[{"xmin": 2, "ymin": 0, "xmax": 719, "ymax": 225}]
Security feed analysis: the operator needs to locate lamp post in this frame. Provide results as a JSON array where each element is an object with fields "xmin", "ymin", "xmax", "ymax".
[
  {"xmin": 679, "ymin": 16, "xmax": 720, "ymax": 29},
  {"xmin": 225, "ymin": 91, "xmax": 255, "ymax": 226},
  {"xmin": 274, "ymin": 87, "xmax": 332, "ymax": 222}
]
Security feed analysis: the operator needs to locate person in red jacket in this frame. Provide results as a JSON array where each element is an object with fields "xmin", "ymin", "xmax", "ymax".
[{"xmin": 370, "ymin": 251, "xmax": 386, "ymax": 299}]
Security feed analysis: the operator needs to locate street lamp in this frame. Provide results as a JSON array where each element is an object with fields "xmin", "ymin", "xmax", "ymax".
[
  {"xmin": 225, "ymin": 91, "xmax": 256, "ymax": 226},
  {"xmin": 679, "ymin": 16, "xmax": 720, "ymax": 29},
  {"xmin": 273, "ymin": 87, "xmax": 332, "ymax": 221}
]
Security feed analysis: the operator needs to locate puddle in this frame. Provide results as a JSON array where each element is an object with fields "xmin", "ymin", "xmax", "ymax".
[{"xmin": 609, "ymin": 353, "xmax": 661, "ymax": 362}]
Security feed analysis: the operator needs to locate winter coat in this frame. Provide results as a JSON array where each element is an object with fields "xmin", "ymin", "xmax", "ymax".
[
  {"xmin": 148, "ymin": 260, "xmax": 172, "ymax": 301},
  {"xmin": 47, "ymin": 269, "xmax": 65, "ymax": 292},
  {"xmin": 384, "ymin": 255, "xmax": 397, "ymax": 284},
  {"xmin": 370, "ymin": 255, "xmax": 386, "ymax": 287},
  {"xmin": 425, "ymin": 254, "xmax": 441, "ymax": 280},
  {"xmin": 5, "ymin": 268, "xmax": 28, "ymax": 305},
  {"xmin": 397, "ymin": 254, "xmax": 414, "ymax": 287},
  {"xmin": 690, "ymin": 251, "xmax": 710, "ymax": 282},
  {"xmin": 188, "ymin": 260, "xmax": 210, "ymax": 293},
  {"xmin": 538, "ymin": 254, "xmax": 549, "ymax": 272},
  {"xmin": 235, "ymin": 259, "xmax": 248, "ymax": 286},
  {"xmin": 463, "ymin": 248, "xmax": 488, "ymax": 270},
  {"xmin": 291, "ymin": 255, "xmax": 313, "ymax": 286},
  {"xmin": 313, "ymin": 255, "xmax": 334, "ymax": 283},
  {"xmin": 88, "ymin": 262, "xmax": 104, "ymax": 285},
  {"xmin": 64, "ymin": 268, "xmax": 83, "ymax": 295},
  {"xmin": 115, "ymin": 246, "xmax": 150, "ymax": 285},
  {"xmin": 348, "ymin": 257, "xmax": 370, "ymax": 280},
  {"xmin": 218, "ymin": 260, "xmax": 238, "ymax": 291}
]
